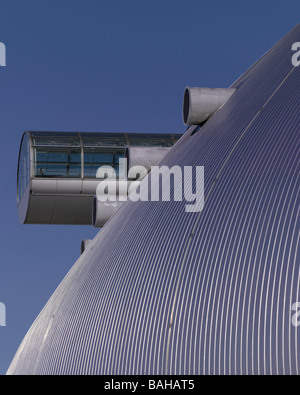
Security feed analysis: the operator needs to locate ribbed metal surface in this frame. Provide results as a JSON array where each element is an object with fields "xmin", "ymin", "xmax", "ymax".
[{"xmin": 8, "ymin": 24, "xmax": 299, "ymax": 375}]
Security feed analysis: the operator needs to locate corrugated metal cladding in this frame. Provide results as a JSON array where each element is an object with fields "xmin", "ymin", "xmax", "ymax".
[{"xmin": 8, "ymin": 24, "xmax": 299, "ymax": 375}]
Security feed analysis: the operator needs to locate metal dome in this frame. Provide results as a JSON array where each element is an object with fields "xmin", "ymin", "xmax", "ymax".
[{"xmin": 8, "ymin": 24, "xmax": 300, "ymax": 375}]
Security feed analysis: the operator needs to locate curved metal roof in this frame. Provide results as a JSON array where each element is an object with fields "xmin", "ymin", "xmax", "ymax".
[{"xmin": 8, "ymin": 24, "xmax": 300, "ymax": 375}]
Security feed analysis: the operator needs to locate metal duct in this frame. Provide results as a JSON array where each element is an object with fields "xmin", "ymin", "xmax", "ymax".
[
  {"xmin": 80, "ymin": 239, "xmax": 92, "ymax": 255},
  {"xmin": 92, "ymin": 197, "xmax": 125, "ymax": 228},
  {"xmin": 183, "ymin": 86, "xmax": 236, "ymax": 125}
]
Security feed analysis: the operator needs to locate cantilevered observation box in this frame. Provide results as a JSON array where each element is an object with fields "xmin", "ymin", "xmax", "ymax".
[{"xmin": 17, "ymin": 131, "xmax": 181, "ymax": 225}]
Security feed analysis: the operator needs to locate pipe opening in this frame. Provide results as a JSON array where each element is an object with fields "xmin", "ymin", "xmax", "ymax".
[
  {"xmin": 183, "ymin": 88, "xmax": 190, "ymax": 124},
  {"xmin": 183, "ymin": 87, "xmax": 236, "ymax": 125}
]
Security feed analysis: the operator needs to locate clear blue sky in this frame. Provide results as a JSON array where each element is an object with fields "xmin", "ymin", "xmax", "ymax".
[{"xmin": 0, "ymin": 0, "xmax": 299, "ymax": 374}]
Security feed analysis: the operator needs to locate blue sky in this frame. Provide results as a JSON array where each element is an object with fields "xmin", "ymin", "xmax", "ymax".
[{"xmin": 0, "ymin": 0, "xmax": 299, "ymax": 374}]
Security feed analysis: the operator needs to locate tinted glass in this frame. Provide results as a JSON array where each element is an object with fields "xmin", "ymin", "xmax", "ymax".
[
  {"xmin": 84, "ymin": 148, "xmax": 126, "ymax": 178},
  {"xmin": 34, "ymin": 148, "xmax": 82, "ymax": 178},
  {"xmin": 82, "ymin": 133, "xmax": 127, "ymax": 147},
  {"xmin": 18, "ymin": 134, "xmax": 31, "ymax": 203},
  {"xmin": 31, "ymin": 132, "xmax": 80, "ymax": 147},
  {"xmin": 128, "ymin": 134, "xmax": 176, "ymax": 147}
]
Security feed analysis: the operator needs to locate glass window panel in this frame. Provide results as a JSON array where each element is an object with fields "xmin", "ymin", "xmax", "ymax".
[
  {"xmin": 30, "ymin": 131, "xmax": 181, "ymax": 148},
  {"xmin": 30, "ymin": 132, "xmax": 80, "ymax": 146},
  {"xmin": 84, "ymin": 148, "xmax": 126, "ymax": 178},
  {"xmin": 82, "ymin": 133, "xmax": 127, "ymax": 147},
  {"xmin": 29, "ymin": 133, "xmax": 182, "ymax": 181},
  {"xmin": 128, "ymin": 134, "xmax": 178, "ymax": 147},
  {"xmin": 82, "ymin": 133, "xmax": 126, "ymax": 138},
  {"xmin": 82, "ymin": 133, "xmax": 181, "ymax": 148},
  {"xmin": 34, "ymin": 148, "xmax": 82, "ymax": 178},
  {"xmin": 17, "ymin": 134, "xmax": 31, "ymax": 203}
]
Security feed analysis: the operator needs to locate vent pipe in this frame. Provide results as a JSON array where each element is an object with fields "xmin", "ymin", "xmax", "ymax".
[
  {"xmin": 93, "ymin": 197, "xmax": 125, "ymax": 228},
  {"xmin": 81, "ymin": 240, "xmax": 92, "ymax": 255},
  {"xmin": 183, "ymin": 87, "xmax": 236, "ymax": 125}
]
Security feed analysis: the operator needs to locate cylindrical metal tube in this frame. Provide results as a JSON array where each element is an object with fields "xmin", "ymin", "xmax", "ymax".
[
  {"xmin": 92, "ymin": 197, "xmax": 125, "ymax": 228},
  {"xmin": 183, "ymin": 87, "xmax": 236, "ymax": 125},
  {"xmin": 81, "ymin": 239, "xmax": 92, "ymax": 255}
]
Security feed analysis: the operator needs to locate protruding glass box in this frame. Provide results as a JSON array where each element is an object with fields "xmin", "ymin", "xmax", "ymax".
[{"xmin": 17, "ymin": 131, "xmax": 181, "ymax": 225}]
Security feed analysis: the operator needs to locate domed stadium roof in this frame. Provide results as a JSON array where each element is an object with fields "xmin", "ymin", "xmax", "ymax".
[{"xmin": 8, "ymin": 24, "xmax": 300, "ymax": 375}]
